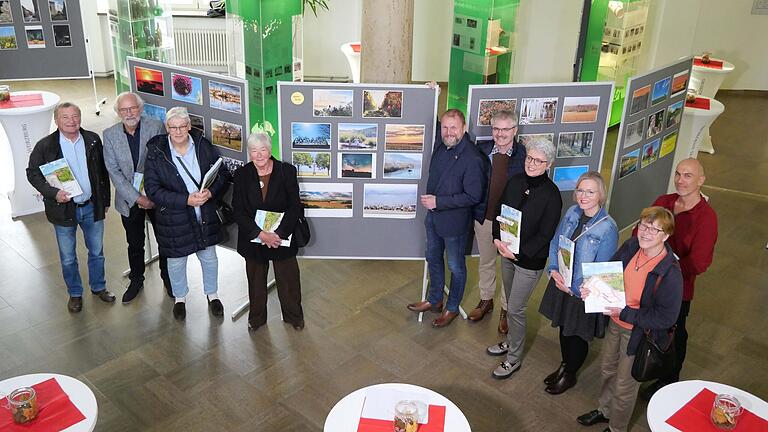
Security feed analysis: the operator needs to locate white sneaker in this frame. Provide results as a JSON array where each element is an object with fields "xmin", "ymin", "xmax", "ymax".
[{"xmin": 486, "ymin": 341, "xmax": 509, "ymax": 356}]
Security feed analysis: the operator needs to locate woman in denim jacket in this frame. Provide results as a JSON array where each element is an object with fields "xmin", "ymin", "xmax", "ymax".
[{"xmin": 538, "ymin": 171, "xmax": 618, "ymax": 395}]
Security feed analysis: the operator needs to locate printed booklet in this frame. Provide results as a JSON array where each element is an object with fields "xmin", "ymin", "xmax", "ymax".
[
  {"xmin": 251, "ymin": 210, "xmax": 292, "ymax": 247},
  {"xmin": 496, "ymin": 204, "xmax": 521, "ymax": 254},
  {"xmin": 582, "ymin": 261, "xmax": 626, "ymax": 313},
  {"xmin": 39, "ymin": 158, "xmax": 83, "ymax": 198}
]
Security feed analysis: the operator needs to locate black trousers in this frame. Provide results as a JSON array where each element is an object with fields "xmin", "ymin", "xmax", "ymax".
[
  {"xmin": 663, "ymin": 300, "xmax": 691, "ymax": 383},
  {"xmin": 560, "ymin": 328, "xmax": 589, "ymax": 374},
  {"xmin": 121, "ymin": 205, "xmax": 170, "ymax": 287},
  {"xmin": 246, "ymin": 256, "xmax": 303, "ymax": 328}
]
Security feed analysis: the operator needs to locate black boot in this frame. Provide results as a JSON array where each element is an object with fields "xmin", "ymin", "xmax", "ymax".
[
  {"xmin": 546, "ymin": 371, "xmax": 577, "ymax": 395},
  {"xmin": 544, "ymin": 362, "xmax": 567, "ymax": 386}
]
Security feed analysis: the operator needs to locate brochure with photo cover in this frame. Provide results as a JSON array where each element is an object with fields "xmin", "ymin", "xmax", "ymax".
[
  {"xmin": 496, "ymin": 204, "xmax": 521, "ymax": 254},
  {"xmin": 200, "ymin": 157, "xmax": 223, "ymax": 191},
  {"xmin": 39, "ymin": 158, "xmax": 83, "ymax": 198},
  {"xmin": 133, "ymin": 172, "xmax": 145, "ymax": 195},
  {"xmin": 557, "ymin": 235, "xmax": 575, "ymax": 288},
  {"xmin": 582, "ymin": 261, "xmax": 626, "ymax": 313},
  {"xmin": 251, "ymin": 210, "xmax": 292, "ymax": 247}
]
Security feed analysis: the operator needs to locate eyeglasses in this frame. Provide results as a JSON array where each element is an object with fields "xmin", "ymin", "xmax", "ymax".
[
  {"xmin": 118, "ymin": 106, "xmax": 140, "ymax": 114},
  {"xmin": 525, "ymin": 155, "xmax": 547, "ymax": 166},
  {"xmin": 636, "ymin": 222, "xmax": 663, "ymax": 235},
  {"xmin": 167, "ymin": 124, "xmax": 189, "ymax": 132},
  {"xmin": 575, "ymin": 189, "xmax": 596, "ymax": 197},
  {"xmin": 491, "ymin": 126, "xmax": 517, "ymax": 133}
]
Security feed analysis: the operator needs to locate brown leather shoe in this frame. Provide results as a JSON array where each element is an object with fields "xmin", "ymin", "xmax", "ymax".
[
  {"xmin": 407, "ymin": 300, "xmax": 442, "ymax": 313},
  {"xmin": 498, "ymin": 309, "xmax": 508, "ymax": 334},
  {"xmin": 432, "ymin": 310, "xmax": 459, "ymax": 328},
  {"xmin": 67, "ymin": 296, "xmax": 82, "ymax": 313},
  {"xmin": 468, "ymin": 299, "xmax": 494, "ymax": 321}
]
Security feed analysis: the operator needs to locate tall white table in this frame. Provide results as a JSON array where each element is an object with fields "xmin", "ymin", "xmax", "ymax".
[
  {"xmin": 0, "ymin": 91, "xmax": 60, "ymax": 218},
  {"xmin": 0, "ymin": 373, "xmax": 98, "ymax": 431},
  {"xmin": 647, "ymin": 379, "xmax": 768, "ymax": 431},
  {"xmin": 324, "ymin": 382, "xmax": 471, "ymax": 431},
  {"xmin": 668, "ymin": 96, "xmax": 724, "ymax": 192},
  {"xmin": 690, "ymin": 57, "xmax": 735, "ymax": 99}
]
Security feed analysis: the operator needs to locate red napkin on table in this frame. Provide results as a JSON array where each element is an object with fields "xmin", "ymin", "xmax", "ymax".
[
  {"xmin": 693, "ymin": 57, "xmax": 724, "ymax": 69},
  {"xmin": 686, "ymin": 97, "xmax": 711, "ymax": 110},
  {"xmin": 666, "ymin": 387, "xmax": 768, "ymax": 432},
  {"xmin": 0, "ymin": 93, "xmax": 45, "ymax": 109},
  {"xmin": 0, "ymin": 377, "xmax": 86, "ymax": 432},
  {"xmin": 358, "ymin": 404, "xmax": 447, "ymax": 432}
]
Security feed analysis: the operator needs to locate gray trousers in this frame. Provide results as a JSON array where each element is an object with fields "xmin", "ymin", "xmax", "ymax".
[
  {"xmin": 502, "ymin": 259, "xmax": 544, "ymax": 364},
  {"xmin": 475, "ymin": 219, "xmax": 507, "ymax": 308},
  {"xmin": 598, "ymin": 320, "xmax": 642, "ymax": 432}
]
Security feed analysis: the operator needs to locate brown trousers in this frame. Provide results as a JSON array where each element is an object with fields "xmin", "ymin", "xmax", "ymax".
[
  {"xmin": 598, "ymin": 320, "xmax": 642, "ymax": 432},
  {"xmin": 246, "ymin": 256, "xmax": 303, "ymax": 327}
]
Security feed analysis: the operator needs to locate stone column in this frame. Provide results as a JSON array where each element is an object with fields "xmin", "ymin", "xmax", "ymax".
[{"xmin": 360, "ymin": 0, "xmax": 415, "ymax": 83}]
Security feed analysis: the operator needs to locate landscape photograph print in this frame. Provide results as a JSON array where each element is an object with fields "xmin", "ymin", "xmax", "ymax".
[
  {"xmin": 291, "ymin": 122, "xmax": 331, "ymax": 150},
  {"xmin": 0, "ymin": 26, "xmax": 17, "ymax": 49},
  {"xmin": 552, "ymin": 165, "xmax": 589, "ymax": 191},
  {"xmin": 519, "ymin": 97, "xmax": 558, "ymax": 125},
  {"xmin": 660, "ymin": 131, "xmax": 678, "ymax": 158},
  {"xmin": 143, "ymin": 103, "xmax": 166, "ymax": 123},
  {"xmin": 299, "ymin": 183, "xmax": 353, "ymax": 218},
  {"xmin": 313, "ymin": 89, "xmax": 353, "ymax": 117},
  {"xmin": 619, "ymin": 148, "xmax": 640, "ymax": 179},
  {"xmin": 557, "ymin": 131, "xmax": 594, "ymax": 158},
  {"xmin": 25, "ymin": 25, "xmax": 44, "ymax": 48},
  {"xmin": 210, "ymin": 119, "xmax": 243, "ymax": 152},
  {"xmin": 338, "ymin": 123, "xmax": 377, "ymax": 150},
  {"xmin": 665, "ymin": 100, "xmax": 684, "ymax": 129},
  {"xmin": 52, "ymin": 24, "xmax": 71, "ymax": 47},
  {"xmin": 383, "ymin": 153, "xmax": 422, "ymax": 179},
  {"xmin": 651, "ymin": 76, "xmax": 671, "ymax": 105},
  {"xmin": 171, "ymin": 73, "xmax": 203, "ymax": 105},
  {"xmin": 189, "ymin": 113, "xmax": 205, "ymax": 134},
  {"xmin": 21, "ymin": 0, "xmax": 40, "ymax": 23},
  {"xmin": 292, "ymin": 151, "xmax": 331, "ymax": 178},
  {"xmin": 384, "ymin": 124, "xmax": 425, "ymax": 152},
  {"xmin": 338, "ymin": 153, "xmax": 375, "ymax": 179},
  {"xmin": 641, "ymin": 138, "xmax": 661, "ymax": 168},
  {"xmin": 363, "ymin": 184, "xmax": 418, "ymax": 219},
  {"xmin": 670, "ymin": 70, "xmax": 689, "ymax": 97},
  {"xmin": 134, "ymin": 66, "xmax": 164, "ymax": 96},
  {"xmin": 362, "ymin": 89, "xmax": 402, "ymax": 118},
  {"xmin": 630, "ymin": 85, "xmax": 650, "ymax": 115},
  {"xmin": 0, "ymin": 1, "xmax": 12, "ymax": 24},
  {"xmin": 519, "ymin": 133, "xmax": 554, "ymax": 149},
  {"xmin": 48, "ymin": 0, "xmax": 67, "ymax": 21},
  {"xmin": 561, "ymin": 96, "xmax": 600, "ymax": 123},
  {"xmin": 647, "ymin": 108, "xmax": 665, "ymax": 139},
  {"xmin": 209, "ymin": 80, "xmax": 242, "ymax": 114},
  {"xmin": 624, "ymin": 118, "xmax": 644, "ymax": 148},
  {"xmin": 477, "ymin": 98, "xmax": 517, "ymax": 126}
]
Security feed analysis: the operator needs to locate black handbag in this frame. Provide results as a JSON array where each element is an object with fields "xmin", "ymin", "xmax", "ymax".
[
  {"xmin": 631, "ymin": 273, "xmax": 677, "ymax": 382},
  {"xmin": 292, "ymin": 206, "xmax": 311, "ymax": 248}
]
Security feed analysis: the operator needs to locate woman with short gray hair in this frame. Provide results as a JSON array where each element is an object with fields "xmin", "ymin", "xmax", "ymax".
[{"xmin": 485, "ymin": 138, "xmax": 562, "ymax": 380}]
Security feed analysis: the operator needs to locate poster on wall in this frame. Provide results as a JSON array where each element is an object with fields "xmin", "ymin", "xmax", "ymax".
[
  {"xmin": 278, "ymin": 82, "xmax": 439, "ymax": 259},
  {"xmin": 607, "ymin": 57, "xmax": 693, "ymax": 230}
]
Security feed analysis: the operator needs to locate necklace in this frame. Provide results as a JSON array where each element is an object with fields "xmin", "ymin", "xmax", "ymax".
[{"xmin": 634, "ymin": 248, "xmax": 664, "ymax": 271}]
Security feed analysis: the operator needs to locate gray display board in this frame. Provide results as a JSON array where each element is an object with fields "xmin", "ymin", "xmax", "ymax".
[
  {"xmin": 607, "ymin": 57, "xmax": 692, "ymax": 230},
  {"xmin": 278, "ymin": 82, "xmax": 439, "ymax": 259},
  {"xmin": 0, "ymin": 0, "xmax": 90, "ymax": 80},
  {"xmin": 467, "ymin": 82, "xmax": 615, "ymax": 210}
]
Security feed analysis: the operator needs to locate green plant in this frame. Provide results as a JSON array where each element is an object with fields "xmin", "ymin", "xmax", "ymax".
[{"xmin": 304, "ymin": 0, "xmax": 329, "ymax": 17}]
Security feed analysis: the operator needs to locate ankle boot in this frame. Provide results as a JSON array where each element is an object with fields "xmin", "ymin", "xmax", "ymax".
[
  {"xmin": 545, "ymin": 371, "xmax": 577, "ymax": 395},
  {"xmin": 544, "ymin": 362, "xmax": 567, "ymax": 386},
  {"xmin": 497, "ymin": 309, "xmax": 508, "ymax": 334}
]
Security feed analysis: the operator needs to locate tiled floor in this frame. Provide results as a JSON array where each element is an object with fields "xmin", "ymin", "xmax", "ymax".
[{"xmin": 0, "ymin": 79, "xmax": 766, "ymax": 431}]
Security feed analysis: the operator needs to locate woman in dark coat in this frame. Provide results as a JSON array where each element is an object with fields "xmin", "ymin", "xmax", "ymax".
[
  {"xmin": 144, "ymin": 107, "xmax": 229, "ymax": 320},
  {"xmin": 232, "ymin": 132, "xmax": 304, "ymax": 331}
]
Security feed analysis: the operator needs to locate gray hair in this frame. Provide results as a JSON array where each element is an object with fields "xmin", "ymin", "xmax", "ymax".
[
  {"xmin": 247, "ymin": 132, "xmax": 272, "ymax": 152},
  {"xmin": 490, "ymin": 109, "xmax": 519, "ymax": 127},
  {"xmin": 524, "ymin": 135, "xmax": 556, "ymax": 164},
  {"xmin": 54, "ymin": 102, "xmax": 81, "ymax": 119},
  {"xmin": 113, "ymin": 92, "xmax": 144, "ymax": 113},
  {"xmin": 573, "ymin": 171, "xmax": 608, "ymax": 206},
  {"xmin": 165, "ymin": 107, "xmax": 190, "ymax": 126}
]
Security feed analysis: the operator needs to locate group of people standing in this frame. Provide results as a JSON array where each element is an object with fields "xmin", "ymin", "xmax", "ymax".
[
  {"xmin": 408, "ymin": 108, "xmax": 717, "ymax": 432},
  {"xmin": 26, "ymin": 92, "xmax": 305, "ymax": 331}
]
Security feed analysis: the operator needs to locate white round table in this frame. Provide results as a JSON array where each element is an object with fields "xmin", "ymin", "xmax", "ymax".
[
  {"xmin": 324, "ymin": 382, "xmax": 471, "ymax": 431},
  {"xmin": 668, "ymin": 96, "xmax": 724, "ymax": 192},
  {"xmin": 340, "ymin": 42, "xmax": 361, "ymax": 83},
  {"xmin": 647, "ymin": 379, "xmax": 768, "ymax": 432},
  {"xmin": 0, "ymin": 373, "xmax": 97, "ymax": 431},
  {"xmin": 690, "ymin": 57, "xmax": 735, "ymax": 99},
  {"xmin": 0, "ymin": 90, "xmax": 60, "ymax": 217}
]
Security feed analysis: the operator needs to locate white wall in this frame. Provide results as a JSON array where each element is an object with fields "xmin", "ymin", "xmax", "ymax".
[
  {"xmin": 302, "ymin": 0, "xmax": 362, "ymax": 79},
  {"xmin": 411, "ymin": 0, "xmax": 452, "ymax": 82}
]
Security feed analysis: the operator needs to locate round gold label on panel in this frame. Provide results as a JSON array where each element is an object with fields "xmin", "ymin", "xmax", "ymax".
[{"xmin": 291, "ymin": 92, "xmax": 305, "ymax": 105}]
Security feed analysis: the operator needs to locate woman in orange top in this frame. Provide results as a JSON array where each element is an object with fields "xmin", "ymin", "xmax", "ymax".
[{"xmin": 576, "ymin": 207, "xmax": 683, "ymax": 432}]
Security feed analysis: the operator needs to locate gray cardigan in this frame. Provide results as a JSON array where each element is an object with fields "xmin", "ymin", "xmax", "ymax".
[{"xmin": 102, "ymin": 116, "xmax": 165, "ymax": 217}]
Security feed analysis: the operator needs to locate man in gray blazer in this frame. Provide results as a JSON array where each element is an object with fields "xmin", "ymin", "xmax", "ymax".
[{"xmin": 103, "ymin": 92, "xmax": 171, "ymax": 303}]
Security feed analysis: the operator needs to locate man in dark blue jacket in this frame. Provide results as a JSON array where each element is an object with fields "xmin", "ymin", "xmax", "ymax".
[
  {"xmin": 468, "ymin": 110, "xmax": 527, "ymax": 334},
  {"xmin": 407, "ymin": 109, "xmax": 486, "ymax": 328}
]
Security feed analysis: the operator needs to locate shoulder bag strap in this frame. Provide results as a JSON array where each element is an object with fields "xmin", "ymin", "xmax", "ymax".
[{"xmin": 175, "ymin": 156, "xmax": 201, "ymax": 190}]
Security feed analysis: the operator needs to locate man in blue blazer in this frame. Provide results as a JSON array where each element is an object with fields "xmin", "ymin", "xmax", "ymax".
[
  {"xmin": 103, "ymin": 92, "xmax": 170, "ymax": 303},
  {"xmin": 408, "ymin": 109, "xmax": 486, "ymax": 327}
]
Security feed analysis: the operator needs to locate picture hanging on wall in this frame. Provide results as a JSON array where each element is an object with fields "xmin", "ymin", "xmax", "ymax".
[
  {"xmin": 210, "ymin": 118, "xmax": 243, "ymax": 152},
  {"xmin": 363, "ymin": 184, "xmax": 418, "ymax": 219},
  {"xmin": 629, "ymin": 85, "xmax": 650, "ymax": 115},
  {"xmin": 293, "ymin": 151, "xmax": 331, "ymax": 178},
  {"xmin": 660, "ymin": 131, "xmax": 678, "ymax": 158},
  {"xmin": 143, "ymin": 103, "xmax": 166, "ymax": 123},
  {"xmin": 291, "ymin": 122, "xmax": 331, "ymax": 150},
  {"xmin": 519, "ymin": 97, "xmax": 558, "ymax": 125},
  {"xmin": 48, "ymin": 0, "xmax": 67, "ymax": 21},
  {"xmin": 171, "ymin": 73, "xmax": 203, "ymax": 105},
  {"xmin": 338, "ymin": 123, "xmax": 377, "ymax": 150},
  {"xmin": 383, "ymin": 153, "xmax": 422, "ymax": 180},
  {"xmin": 24, "ymin": 25, "xmax": 44, "ymax": 48},
  {"xmin": 209, "ymin": 80, "xmax": 242, "ymax": 114},
  {"xmin": 552, "ymin": 165, "xmax": 589, "ymax": 191},
  {"xmin": 651, "ymin": 76, "xmax": 671, "ymax": 106},
  {"xmin": 0, "ymin": 1, "xmax": 12, "ymax": 23},
  {"xmin": 641, "ymin": 138, "xmax": 660, "ymax": 168},
  {"xmin": 21, "ymin": 0, "xmax": 40, "ymax": 23},
  {"xmin": 647, "ymin": 109, "xmax": 665, "ymax": 139},
  {"xmin": 624, "ymin": 118, "xmax": 644, "ymax": 148},
  {"xmin": 519, "ymin": 133, "xmax": 554, "ymax": 149},
  {"xmin": 299, "ymin": 182, "xmax": 353, "ymax": 218},
  {"xmin": 670, "ymin": 71, "xmax": 689, "ymax": 97},
  {"xmin": 0, "ymin": 25, "xmax": 17, "ymax": 49},
  {"xmin": 619, "ymin": 149, "xmax": 640, "ymax": 179},
  {"xmin": 135, "ymin": 66, "xmax": 165, "ymax": 97},
  {"xmin": 221, "ymin": 156, "xmax": 245, "ymax": 177},
  {"xmin": 384, "ymin": 124, "xmax": 425, "ymax": 152},
  {"xmin": 338, "ymin": 152, "xmax": 376, "ymax": 179},
  {"xmin": 665, "ymin": 100, "xmax": 684, "ymax": 128},
  {"xmin": 313, "ymin": 89, "xmax": 353, "ymax": 118},
  {"xmin": 362, "ymin": 90, "xmax": 403, "ymax": 118},
  {"xmin": 52, "ymin": 24, "xmax": 71, "ymax": 47},
  {"xmin": 561, "ymin": 96, "xmax": 600, "ymax": 123},
  {"xmin": 557, "ymin": 131, "xmax": 594, "ymax": 158},
  {"xmin": 477, "ymin": 98, "xmax": 517, "ymax": 126},
  {"xmin": 188, "ymin": 113, "xmax": 205, "ymax": 134}
]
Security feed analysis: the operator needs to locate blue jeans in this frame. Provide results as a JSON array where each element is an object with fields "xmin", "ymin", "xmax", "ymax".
[
  {"xmin": 53, "ymin": 202, "xmax": 106, "ymax": 297},
  {"xmin": 425, "ymin": 213, "xmax": 468, "ymax": 313},
  {"xmin": 167, "ymin": 246, "xmax": 219, "ymax": 298}
]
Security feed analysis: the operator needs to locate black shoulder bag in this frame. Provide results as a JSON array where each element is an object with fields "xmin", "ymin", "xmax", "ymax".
[
  {"xmin": 176, "ymin": 156, "xmax": 234, "ymax": 225},
  {"xmin": 631, "ymin": 273, "xmax": 677, "ymax": 382}
]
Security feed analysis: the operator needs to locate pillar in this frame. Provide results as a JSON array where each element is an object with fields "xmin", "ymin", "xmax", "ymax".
[{"xmin": 360, "ymin": 0, "xmax": 415, "ymax": 84}]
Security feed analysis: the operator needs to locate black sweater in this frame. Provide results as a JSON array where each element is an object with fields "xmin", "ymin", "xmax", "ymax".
[{"xmin": 493, "ymin": 173, "xmax": 562, "ymax": 270}]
